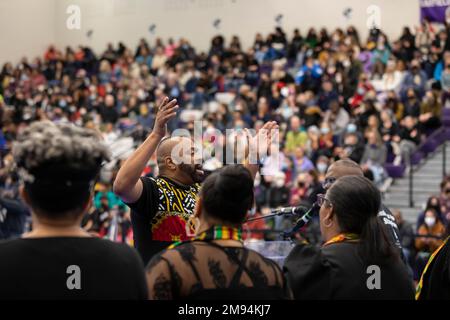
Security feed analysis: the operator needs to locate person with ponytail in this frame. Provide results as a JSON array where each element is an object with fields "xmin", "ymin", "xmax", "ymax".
[
  {"xmin": 284, "ymin": 175, "xmax": 414, "ymax": 299},
  {"xmin": 146, "ymin": 165, "xmax": 291, "ymax": 300}
]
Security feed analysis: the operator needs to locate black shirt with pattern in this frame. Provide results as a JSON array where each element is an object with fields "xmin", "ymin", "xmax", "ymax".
[{"xmin": 126, "ymin": 176, "xmax": 200, "ymax": 264}]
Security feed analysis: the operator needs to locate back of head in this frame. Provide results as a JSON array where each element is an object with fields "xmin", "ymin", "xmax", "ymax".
[
  {"xmin": 13, "ymin": 121, "xmax": 110, "ymax": 217},
  {"xmin": 201, "ymin": 165, "xmax": 253, "ymax": 225},
  {"xmin": 332, "ymin": 159, "xmax": 363, "ymax": 173},
  {"xmin": 327, "ymin": 175, "xmax": 395, "ymax": 263},
  {"xmin": 327, "ymin": 159, "xmax": 364, "ymax": 180}
]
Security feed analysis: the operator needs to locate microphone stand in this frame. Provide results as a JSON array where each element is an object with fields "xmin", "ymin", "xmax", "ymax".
[
  {"xmin": 281, "ymin": 204, "xmax": 318, "ymax": 241},
  {"xmin": 245, "ymin": 208, "xmax": 303, "ymax": 222}
]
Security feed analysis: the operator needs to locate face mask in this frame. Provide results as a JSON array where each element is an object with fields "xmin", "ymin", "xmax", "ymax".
[
  {"xmin": 274, "ymin": 179, "xmax": 284, "ymax": 188},
  {"xmin": 321, "ymin": 127, "xmax": 330, "ymax": 135},
  {"xmin": 317, "ymin": 162, "xmax": 328, "ymax": 173},
  {"xmin": 347, "ymin": 123, "xmax": 357, "ymax": 133},
  {"xmin": 282, "ymin": 107, "xmax": 293, "ymax": 119},
  {"xmin": 425, "ymin": 216, "xmax": 436, "ymax": 227}
]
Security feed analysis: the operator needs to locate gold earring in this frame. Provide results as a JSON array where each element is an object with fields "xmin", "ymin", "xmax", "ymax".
[{"xmin": 185, "ymin": 214, "xmax": 200, "ymax": 238}]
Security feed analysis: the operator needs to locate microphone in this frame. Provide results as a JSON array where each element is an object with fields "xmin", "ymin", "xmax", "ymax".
[
  {"xmin": 270, "ymin": 206, "xmax": 308, "ymax": 216},
  {"xmin": 283, "ymin": 202, "xmax": 319, "ymax": 238},
  {"xmin": 245, "ymin": 206, "xmax": 308, "ymax": 222}
]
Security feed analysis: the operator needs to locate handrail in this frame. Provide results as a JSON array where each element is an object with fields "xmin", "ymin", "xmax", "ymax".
[{"xmin": 407, "ymin": 126, "xmax": 447, "ymax": 208}]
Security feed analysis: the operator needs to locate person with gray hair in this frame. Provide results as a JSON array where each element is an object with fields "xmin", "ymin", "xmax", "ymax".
[{"xmin": 0, "ymin": 121, "xmax": 148, "ymax": 299}]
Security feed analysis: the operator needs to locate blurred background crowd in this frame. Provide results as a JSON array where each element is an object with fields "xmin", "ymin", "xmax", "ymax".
[{"xmin": 1, "ymin": 20, "xmax": 450, "ymax": 279}]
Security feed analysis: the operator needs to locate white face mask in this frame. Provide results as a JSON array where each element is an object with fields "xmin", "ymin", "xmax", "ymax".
[
  {"xmin": 321, "ymin": 127, "xmax": 330, "ymax": 135},
  {"xmin": 274, "ymin": 178, "xmax": 284, "ymax": 188},
  {"xmin": 425, "ymin": 216, "xmax": 436, "ymax": 227},
  {"xmin": 317, "ymin": 162, "xmax": 328, "ymax": 173}
]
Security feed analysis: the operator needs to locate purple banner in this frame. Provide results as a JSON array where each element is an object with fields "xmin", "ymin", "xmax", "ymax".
[{"xmin": 420, "ymin": 0, "xmax": 450, "ymax": 23}]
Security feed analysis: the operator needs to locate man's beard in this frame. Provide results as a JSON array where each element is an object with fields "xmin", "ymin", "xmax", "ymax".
[{"xmin": 179, "ymin": 163, "xmax": 205, "ymax": 184}]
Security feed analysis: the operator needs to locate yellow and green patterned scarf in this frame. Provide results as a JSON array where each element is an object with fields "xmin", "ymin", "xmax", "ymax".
[{"xmin": 168, "ymin": 225, "xmax": 242, "ymax": 249}]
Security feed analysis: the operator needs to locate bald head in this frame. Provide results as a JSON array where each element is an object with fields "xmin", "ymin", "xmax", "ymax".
[
  {"xmin": 156, "ymin": 136, "xmax": 205, "ymax": 185},
  {"xmin": 324, "ymin": 159, "xmax": 363, "ymax": 190},
  {"xmin": 156, "ymin": 136, "xmax": 187, "ymax": 168}
]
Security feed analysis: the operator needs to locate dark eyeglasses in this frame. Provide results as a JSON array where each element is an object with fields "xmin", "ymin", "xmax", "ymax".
[
  {"xmin": 316, "ymin": 193, "xmax": 332, "ymax": 207},
  {"xmin": 322, "ymin": 177, "xmax": 336, "ymax": 190}
]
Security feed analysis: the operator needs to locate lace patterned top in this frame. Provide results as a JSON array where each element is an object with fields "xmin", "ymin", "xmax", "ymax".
[{"xmin": 146, "ymin": 241, "xmax": 292, "ymax": 300}]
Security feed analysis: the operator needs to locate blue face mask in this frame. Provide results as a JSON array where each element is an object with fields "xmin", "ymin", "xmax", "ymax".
[
  {"xmin": 347, "ymin": 124, "xmax": 357, "ymax": 133},
  {"xmin": 357, "ymin": 87, "xmax": 365, "ymax": 95}
]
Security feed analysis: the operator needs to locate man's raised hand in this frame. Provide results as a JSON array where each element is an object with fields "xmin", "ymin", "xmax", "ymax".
[{"xmin": 152, "ymin": 97, "xmax": 179, "ymax": 138}]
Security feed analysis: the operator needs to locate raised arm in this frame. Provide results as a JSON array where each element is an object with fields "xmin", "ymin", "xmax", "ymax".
[
  {"xmin": 244, "ymin": 121, "xmax": 279, "ymax": 179},
  {"xmin": 113, "ymin": 97, "xmax": 178, "ymax": 203}
]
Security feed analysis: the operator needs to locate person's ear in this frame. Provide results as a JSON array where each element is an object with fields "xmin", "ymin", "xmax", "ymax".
[
  {"xmin": 165, "ymin": 157, "xmax": 177, "ymax": 170},
  {"xmin": 322, "ymin": 204, "xmax": 335, "ymax": 228}
]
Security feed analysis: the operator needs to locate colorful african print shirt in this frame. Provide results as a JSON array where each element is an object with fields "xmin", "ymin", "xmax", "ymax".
[
  {"xmin": 126, "ymin": 176, "xmax": 200, "ymax": 264},
  {"xmin": 151, "ymin": 177, "xmax": 200, "ymax": 242}
]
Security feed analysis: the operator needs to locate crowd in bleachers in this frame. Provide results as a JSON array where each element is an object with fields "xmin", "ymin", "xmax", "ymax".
[{"xmin": 0, "ymin": 21, "xmax": 450, "ymax": 278}]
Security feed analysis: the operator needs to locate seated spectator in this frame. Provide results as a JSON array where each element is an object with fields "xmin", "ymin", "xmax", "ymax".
[
  {"xmin": 371, "ymin": 60, "xmax": 403, "ymax": 93},
  {"xmin": 0, "ymin": 121, "xmax": 147, "ymax": 299},
  {"xmin": 293, "ymin": 146, "xmax": 315, "ymax": 175},
  {"xmin": 349, "ymin": 73, "xmax": 374, "ymax": 109},
  {"xmin": 146, "ymin": 165, "xmax": 291, "ymax": 300},
  {"xmin": 323, "ymin": 100, "xmax": 350, "ymax": 136},
  {"xmin": 0, "ymin": 196, "xmax": 29, "ymax": 240},
  {"xmin": 393, "ymin": 210, "xmax": 415, "ymax": 272},
  {"xmin": 439, "ymin": 52, "xmax": 450, "ymax": 107},
  {"xmin": 285, "ymin": 115, "xmax": 308, "ymax": 154},
  {"xmin": 290, "ymin": 173, "xmax": 309, "ymax": 206},
  {"xmin": 416, "ymin": 196, "xmax": 447, "ymax": 229},
  {"xmin": 439, "ymin": 178, "xmax": 450, "ymax": 222},
  {"xmin": 99, "ymin": 94, "xmax": 119, "ymax": 124},
  {"xmin": 284, "ymin": 175, "xmax": 414, "ymax": 299},
  {"xmin": 295, "ymin": 57, "xmax": 323, "ymax": 93},
  {"xmin": 394, "ymin": 115, "xmax": 421, "ymax": 167},
  {"xmin": 336, "ymin": 132, "xmax": 365, "ymax": 163},
  {"xmin": 379, "ymin": 110, "xmax": 399, "ymax": 158},
  {"xmin": 402, "ymin": 88, "xmax": 421, "ymax": 118},
  {"xmin": 414, "ymin": 208, "xmax": 446, "ymax": 280},
  {"xmin": 384, "ymin": 90, "xmax": 405, "ymax": 122},
  {"xmin": 268, "ymin": 171, "xmax": 290, "ymax": 209},
  {"xmin": 401, "ymin": 59, "xmax": 428, "ymax": 99},
  {"xmin": 419, "ymin": 90, "xmax": 442, "ymax": 133},
  {"xmin": 361, "ymin": 129, "xmax": 387, "ymax": 184},
  {"xmin": 317, "ymin": 80, "xmax": 339, "ymax": 111}
]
